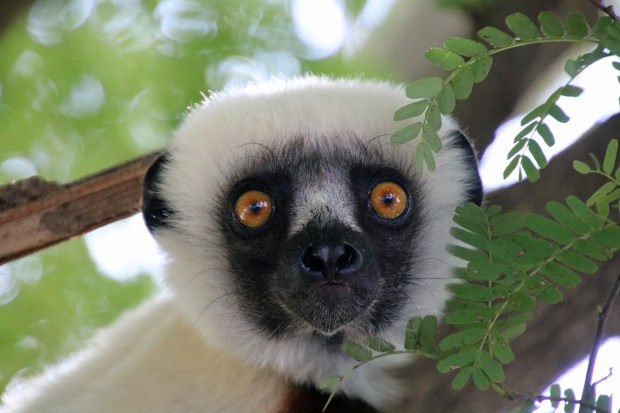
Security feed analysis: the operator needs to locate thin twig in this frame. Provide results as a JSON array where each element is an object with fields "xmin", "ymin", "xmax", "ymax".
[
  {"xmin": 589, "ymin": 0, "xmax": 619, "ymax": 20},
  {"xmin": 578, "ymin": 271, "xmax": 620, "ymax": 412}
]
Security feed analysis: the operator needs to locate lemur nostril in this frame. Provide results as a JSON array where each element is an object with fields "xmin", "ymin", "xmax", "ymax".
[{"xmin": 299, "ymin": 242, "xmax": 363, "ymax": 279}]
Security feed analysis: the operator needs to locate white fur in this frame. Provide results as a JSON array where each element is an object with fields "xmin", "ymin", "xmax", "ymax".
[{"xmin": 1, "ymin": 76, "xmax": 477, "ymax": 413}]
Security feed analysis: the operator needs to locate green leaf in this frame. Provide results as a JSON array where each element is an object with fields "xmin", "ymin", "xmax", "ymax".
[
  {"xmin": 451, "ymin": 227, "xmax": 489, "ymax": 249},
  {"xmin": 595, "ymin": 395, "xmax": 611, "ymax": 412},
  {"xmin": 591, "ymin": 226, "xmax": 620, "ymax": 248},
  {"xmin": 444, "ymin": 37, "xmax": 488, "ymax": 57},
  {"xmin": 450, "ymin": 284, "xmax": 510, "ymax": 302},
  {"xmin": 503, "ymin": 156, "xmax": 520, "ymax": 179},
  {"xmin": 514, "ymin": 122, "xmax": 536, "ymax": 143},
  {"xmin": 546, "ymin": 201, "xmax": 590, "ymax": 235},
  {"xmin": 490, "ymin": 213, "xmax": 522, "ymax": 237},
  {"xmin": 556, "ymin": 250, "xmax": 598, "ymax": 274},
  {"xmin": 507, "ymin": 139, "xmax": 527, "ymax": 160},
  {"xmin": 566, "ymin": 12, "xmax": 590, "ymax": 37},
  {"xmin": 470, "ymin": 56, "xmax": 493, "ymax": 83},
  {"xmin": 521, "ymin": 156, "xmax": 541, "ymax": 182},
  {"xmin": 564, "ymin": 58, "xmax": 579, "ymax": 77},
  {"xmin": 391, "ymin": 122, "xmax": 423, "ymax": 144},
  {"xmin": 528, "ymin": 139, "xmax": 548, "ymax": 168},
  {"xmin": 538, "ymin": 11, "xmax": 565, "ymax": 37},
  {"xmin": 448, "ymin": 244, "xmax": 488, "ymax": 262},
  {"xmin": 548, "ymin": 104, "xmax": 570, "ymax": 123},
  {"xmin": 319, "ymin": 375, "xmax": 342, "ymax": 389},
  {"xmin": 425, "ymin": 47, "xmax": 465, "ymax": 71},
  {"xmin": 393, "ymin": 100, "xmax": 428, "ymax": 121},
  {"xmin": 367, "ymin": 337, "xmax": 396, "ymax": 353},
  {"xmin": 592, "ymin": 16, "xmax": 614, "ymax": 38},
  {"xmin": 465, "ymin": 261, "xmax": 512, "ymax": 281},
  {"xmin": 415, "ymin": 137, "xmax": 426, "ymax": 174},
  {"xmin": 518, "ymin": 400, "xmax": 536, "ymax": 413},
  {"xmin": 523, "ymin": 213, "xmax": 574, "ymax": 245},
  {"xmin": 550, "ymin": 384, "xmax": 561, "ymax": 408},
  {"xmin": 477, "ymin": 26, "xmax": 514, "ymax": 46},
  {"xmin": 478, "ymin": 350, "xmax": 504, "ymax": 382},
  {"xmin": 424, "ymin": 128, "xmax": 443, "ymax": 153},
  {"xmin": 341, "ymin": 341, "xmax": 372, "ymax": 362},
  {"xmin": 405, "ymin": 317, "xmax": 422, "ymax": 350},
  {"xmin": 451, "ymin": 366, "xmax": 472, "ymax": 390},
  {"xmin": 437, "ymin": 83, "xmax": 456, "ymax": 114},
  {"xmin": 536, "ymin": 123, "xmax": 555, "ymax": 147},
  {"xmin": 443, "ymin": 307, "xmax": 496, "ymax": 325},
  {"xmin": 453, "ymin": 215, "xmax": 487, "ymax": 235},
  {"xmin": 505, "ymin": 292, "xmax": 536, "ymax": 312},
  {"xmin": 506, "ymin": 13, "xmax": 540, "ymax": 40},
  {"xmin": 426, "ymin": 101, "xmax": 442, "ymax": 130},
  {"xmin": 561, "ymin": 85, "xmax": 583, "ymax": 97},
  {"xmin": 452, "ymin": 66, "xmax": 474, "ymax": 100},
  {"xmin": 436, "ymin": 347, "xmax": 477, "ymax": 373},
  {"xmin": 540, "ymin": 262, "xmax": 582, "ymax": 288},
  {"xmin": 423, "ymin": 141, "xmax": 436, "ymax": 171},
  {"xmin": 566, "ymin": 196, "xmax": 603, "ymax": 229},
  {"xmin": 572, "ymin": 160, "xmax": 591, "ymax": 174},
  {"xmin": 490, "ymin": 331, "xmax": 515, "ymax": 364},
  {"xmin": 521, "ymin": 104, "xmax": 545, "ymax": 125},
  {"xmin": 406, "ymin": 77, "xmax": 444, "ymax": 99},
  {"xmin": 530, "ymin": 282, "xmax": 563, "ymax": 304},
  {"xmin": 501, "ymin": 322, "xmax": 527, "ymax": 341},
  {"xmin": 419, "ymin": 315, "xmax": 438, "ymax": 353},
  {"xmin": 586, "ymin": 181, "xmax": 616, "ymax": 206},
  {"xmin": 603, "ymin": 138, "xmax": 618, "ymax": 175},
  {"xmin": 600, "ymin": 188, "xmax": 620, "ymax": 205},
  {"xmin": 572, "ymin": 239, "xmax": 611, "ymax": 261},
  {"xmin": 472, "ymin": 365, "xmax": 489, "ymax": 390},
  {"xmin": 564, "ymin": 388, "xmax": 576, "ymax": 413},
  {"xmin": 439, "ymin": 327, "xmax": 486, "ymax": 350}
]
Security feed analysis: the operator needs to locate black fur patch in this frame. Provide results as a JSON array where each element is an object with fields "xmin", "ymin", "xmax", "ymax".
[
  {"xmin": 142, "ymin": 153, "xmax": 177, "ymax": 232},
  {"xmin": 449, "ymin": 130, "xmax": 484, "ymax": 206}
]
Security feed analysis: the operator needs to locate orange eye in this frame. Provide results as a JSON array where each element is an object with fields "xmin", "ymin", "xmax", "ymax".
[
  {"xmin": 234, "ymin": 190, "xmax": 274, "ymax": 228},
  {"xmin": 369, "ymin": 182, "xmax": 408, "ymax": 220}
]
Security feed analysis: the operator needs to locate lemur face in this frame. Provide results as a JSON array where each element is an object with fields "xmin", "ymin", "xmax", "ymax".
[{"xmin": 142, "ymin": 76, "xmax": 481, "ymax": 355}]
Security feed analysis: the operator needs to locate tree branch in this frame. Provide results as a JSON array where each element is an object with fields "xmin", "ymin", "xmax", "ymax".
[
  {"xmin": 579, "ymin": 270, "xmax": 620, "ymax": 412},
  {"xmin": 0, "ymin": 152, "xmax": 160, "ymax": 265},
  {"xmin": 589, "ymin": 0, "xmax": 619, "ymax": 20}
]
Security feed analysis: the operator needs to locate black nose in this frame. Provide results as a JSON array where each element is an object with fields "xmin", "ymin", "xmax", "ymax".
[{"xmin": 300, "ymin": 241, "xmax": 363, "ymax": 280}]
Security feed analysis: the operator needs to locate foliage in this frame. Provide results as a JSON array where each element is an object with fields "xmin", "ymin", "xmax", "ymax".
[
  {"xmin": 326, "ymin": 10, "xmax": 620, "ymax": 413},
  {"xmin": 392, "ymin": 11, "xmax": 619, "ymax": 178}
]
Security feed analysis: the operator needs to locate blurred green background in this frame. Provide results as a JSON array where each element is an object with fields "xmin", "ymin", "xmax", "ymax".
[{"xmin": 0, "ymin": 0, "xmax": 387, "ymax": 397}]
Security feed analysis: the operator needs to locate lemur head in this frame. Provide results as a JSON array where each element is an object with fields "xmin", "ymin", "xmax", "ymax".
[{"xmin": 142, "ymin": 75, "xmax": 481, "ymax": 383}]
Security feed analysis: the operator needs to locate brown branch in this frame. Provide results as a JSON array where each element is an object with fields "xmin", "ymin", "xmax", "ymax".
[
  {"xmin": 0, "ymin": 152, "xmax": 160, "ymax": 265},
  {"xmin": 589, "ymin": 0, "xmax": 619, "ymax": 19},
  {"xmin": 579, "ymin": 270, "xmax": 620, "ymax": 412}
]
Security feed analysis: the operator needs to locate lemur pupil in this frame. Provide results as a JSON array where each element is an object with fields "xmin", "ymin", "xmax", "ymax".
[
  {"xmin": 250, "ymin": 203, "xmax": 262, "ymax": 214},
  {"xmin": 383, "ymin": 194, "xmax": 394, "ymax": 205}
]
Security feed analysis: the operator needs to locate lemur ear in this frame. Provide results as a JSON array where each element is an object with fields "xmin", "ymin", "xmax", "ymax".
[
  {"xmin": 450, "ymin": 131, "xmax": 484, "ymax": 206},
  {"xmin": 142, "ymin": 153, "xmax": 176, "ymax": 233}
]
